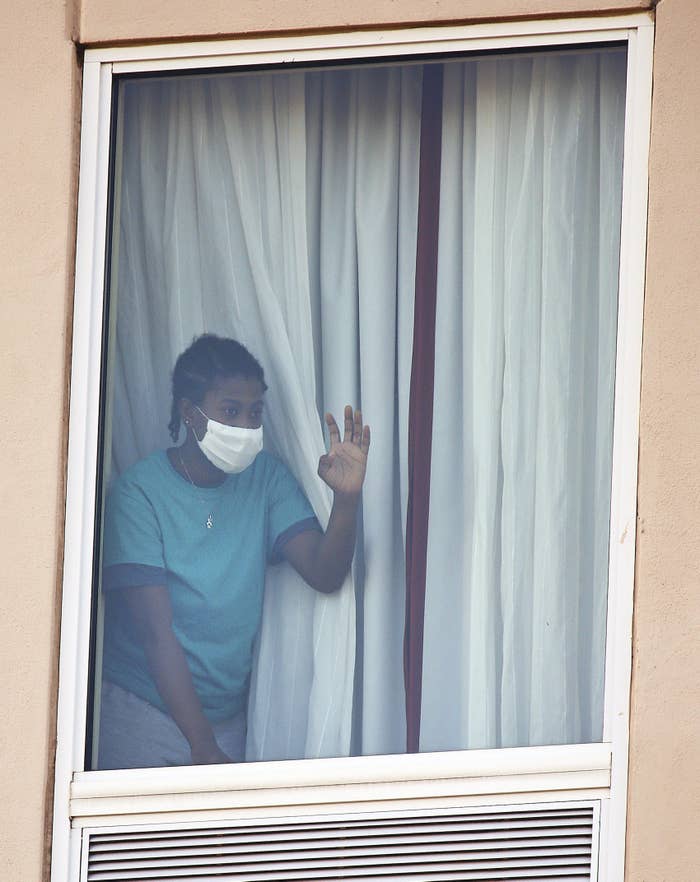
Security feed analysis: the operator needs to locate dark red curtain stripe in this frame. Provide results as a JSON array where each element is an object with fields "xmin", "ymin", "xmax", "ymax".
[{"xmin": 404, "ymin": 63, "xmax": 444, "ymax": 754}]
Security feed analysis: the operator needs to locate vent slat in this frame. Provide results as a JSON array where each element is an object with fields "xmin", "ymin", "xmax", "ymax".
[
  {"xmin": 89, "ymin": 869, "xmax": 593, "ymax": 882},
  {"xmin": 93, "ymin": 810, "xmax": 592, "ymax": 842},
  {"xmin": 90, "ymin": 846, "xmax": 592, "ymax": 872},
  {"xmin": 90, "ymin": 809, "xmax": 592, "ymax": 844},
  {"xmin": 89, "ymin": 842, "xmax": 592, "ymax": 865},
  {"xmin": 87, "ymin": 805, "xmax": 596, "ymax": 881},
  {"xmin": 89, "ymin": 832, "xmax": 592, "ymax": 861},
  {"xmin": 90, "ymin": 820, "xmax": 591, "ymax": 850},
  {"xmin": 87, "ymin": 868, "xmax": 591, "ymax": 882},
  {"xmin": 89, "ymin": 865, "xmax": 592, "ymax": 881}
]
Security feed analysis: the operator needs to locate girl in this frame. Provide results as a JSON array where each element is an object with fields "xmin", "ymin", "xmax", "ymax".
[{"xmin": 98, "ymin": 334, "xmax": 369, "ymax": 768}]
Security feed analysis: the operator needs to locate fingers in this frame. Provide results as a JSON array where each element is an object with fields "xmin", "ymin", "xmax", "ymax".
[
  {"xmin": 327, "ymin": 406, "xmax": 370, "ymax": 450},
  {"xmin": 343, "ymin": 405, "xmax": 353, "ymax": 443},
  {"xmin": 353, "ymin": 408, "xmax": 364, "ymax": 445},
  {"xmin": 325, "ymin": 412, "xmax": 341, "ymax": 447},
  {"xmin": 360, "ymin": 424, "xmax": 370, "ymax": 455}
]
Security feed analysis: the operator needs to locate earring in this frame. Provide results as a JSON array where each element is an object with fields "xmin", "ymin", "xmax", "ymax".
[{"xmin": 184, "ymin": 418, "xmax": 190, "ymax": 426}]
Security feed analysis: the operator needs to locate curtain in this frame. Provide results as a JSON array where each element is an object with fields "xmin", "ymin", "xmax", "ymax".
[
  {"xmin": 103, "ymin": 48, "xmax": 626, "ymax": 761},
  {"xmin": 304, "ymin": 67, "xmax": 421, "ymax": 756},
  {"xmin": 421, "ymin": 50, "xmax": 626, "ymax": 751}
]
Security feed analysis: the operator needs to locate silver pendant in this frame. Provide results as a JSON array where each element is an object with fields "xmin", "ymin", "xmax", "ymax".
[{"xmin": 206, "ymin": 514, "xmax": 214, "ymax": 529}]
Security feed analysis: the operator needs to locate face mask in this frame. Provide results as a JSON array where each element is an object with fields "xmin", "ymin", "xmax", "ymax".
[{"xmin": 193, "ymin": 406, "xmax": 263, "ymax": 474}]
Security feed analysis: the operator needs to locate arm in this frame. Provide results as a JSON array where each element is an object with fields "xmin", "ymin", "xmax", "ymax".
[
  {"xmin": 282, "ymin": 406, "xmax": 370, "ymax": 593},
  {"xmin": 122, "ymin": 584, "xmax": 231, "ymax": 764}
]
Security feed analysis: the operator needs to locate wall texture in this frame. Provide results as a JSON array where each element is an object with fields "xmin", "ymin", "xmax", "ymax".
[
  {"xmin": 3, "ymin": 0, "xmax": 700, "ymax": 880},
  {"xmin": 77, "ymin": 0, "xmax": 651, "ymax": 45},
  {"xmin": 627, "ymin": 0, "xmax": 700, "ymax": 879},
  {"xmin": 0, "ymin": 2, "xmax": 80, "ymax": 880}
]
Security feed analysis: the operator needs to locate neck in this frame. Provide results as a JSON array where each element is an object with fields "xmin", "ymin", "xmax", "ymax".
[{"xmin": 173, "ymin": 434, "xmax": 227, "ymax": 487}]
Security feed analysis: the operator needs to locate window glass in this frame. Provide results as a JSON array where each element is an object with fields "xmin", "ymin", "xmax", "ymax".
[{"xmin": 89, "ymin": 47, "xmax": 627, "ymax": 769}]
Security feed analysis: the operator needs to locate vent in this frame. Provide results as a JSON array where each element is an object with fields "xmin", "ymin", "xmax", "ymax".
[{"xmin": 85, "ymin": 805, "xmax": 596, "ymax": 881}]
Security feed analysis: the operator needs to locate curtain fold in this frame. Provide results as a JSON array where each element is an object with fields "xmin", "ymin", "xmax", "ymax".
[
  {"xmin": 404, "ymin": 63, "xmax": 444, "ymax": 753},
  {"xmin": 306, "ymin": 66, "xmax": 420, "ymax": 756}
]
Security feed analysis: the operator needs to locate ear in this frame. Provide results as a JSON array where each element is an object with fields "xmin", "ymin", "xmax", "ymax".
[
  {"xmin": 179, "ymin": 397, "xmax": 194, "ymax": 424},
  {"xmin": 179, "ymin": 398, "xmax": 204, "ymax": 439}
]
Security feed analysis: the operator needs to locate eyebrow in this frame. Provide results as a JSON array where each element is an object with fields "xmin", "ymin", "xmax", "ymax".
[{"xmin": 219, "ymin": 398, "xmax": 264, "ymax": 406}]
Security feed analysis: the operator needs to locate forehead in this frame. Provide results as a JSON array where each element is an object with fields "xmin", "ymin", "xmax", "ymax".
[{"xmin": 205, "ymin": 375, "xmax": 265, "ymax": 402}]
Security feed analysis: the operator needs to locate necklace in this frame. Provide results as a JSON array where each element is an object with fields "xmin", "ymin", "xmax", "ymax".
[{"xmin": 178, "ymin": 449, "xmax": 215, "ymax": 529}]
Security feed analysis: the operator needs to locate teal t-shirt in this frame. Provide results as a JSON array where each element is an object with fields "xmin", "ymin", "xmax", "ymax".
[{"xmin": 101, "ymin": 449, "xmax": 320, "ymax": 721}]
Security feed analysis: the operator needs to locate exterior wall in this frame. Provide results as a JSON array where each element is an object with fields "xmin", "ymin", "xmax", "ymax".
[
  {"xmin": 628, "ymin": 0, "xmax": 700, "ymax": 879},
  {"xmin": 78, "ymin": 0, "xmax": 651, "ymax": 44},
  {"xmin": 2, "ymin": 0, "xmax": 699, "ymax": 880},
  {"xmin": 0, "ymin": 2, "xmax": 81, "ymax": 881}
]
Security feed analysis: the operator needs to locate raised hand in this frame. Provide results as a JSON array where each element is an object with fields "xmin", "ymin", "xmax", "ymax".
[{"xmin": 318, "ymin": 405, "xmax": 370, "ymax": 498}]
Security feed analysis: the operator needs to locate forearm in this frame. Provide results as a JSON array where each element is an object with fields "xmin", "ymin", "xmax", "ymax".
[
  {"xmin": 123, "ymin": 585, "xmax": 223, "ymax": 760},
  {"xmin": 141, "ymin": 628, "xmax": 219, "ymax": 756},
  {"xmin": 310, "ymin": 492, "xmax": 360, "ymax": 592}
]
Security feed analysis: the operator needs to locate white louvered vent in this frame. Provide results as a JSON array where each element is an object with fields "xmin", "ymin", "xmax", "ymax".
[{"xmin": 85, "ymin": 805, "xmax": 596, "ymax": 881}]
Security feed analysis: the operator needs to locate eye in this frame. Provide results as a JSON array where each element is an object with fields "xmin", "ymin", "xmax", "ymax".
[{"xmin": 223, "ymin": 406, "xmax": 239, "ymax": 417}]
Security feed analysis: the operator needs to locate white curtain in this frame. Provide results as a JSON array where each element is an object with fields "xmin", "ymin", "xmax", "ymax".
[
  {"xmin": 105, "ymin": 48, "xmax": 625, "ymax": 761},
  {"xmin": 421, "ymin": 50, "xmax": 626, "ymax": 751},
  {"xmin": 303, "ymin": 67, "xmax": 421, "ymax": 755}
]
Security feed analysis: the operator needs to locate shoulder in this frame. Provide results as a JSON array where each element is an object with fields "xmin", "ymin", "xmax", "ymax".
[
  {"xmin": 107, "ymin": 451, "xmax": 172, "ymax": 500},
  {"xmin": 253, "ymin": 450, "xmax": 290, "ymax": 478},
  {"xmin": 238, "ymin": 451, "xmax": 307, "ymax": 505},
  {"xmin": 248, "ymin": 450, "xmax": 300, "ymax": 490}
]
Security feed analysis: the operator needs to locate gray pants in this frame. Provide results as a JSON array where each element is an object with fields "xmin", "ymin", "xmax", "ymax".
[{"xmin": 97, "ymin": 680, "xmax": 246, "ymax": 769}]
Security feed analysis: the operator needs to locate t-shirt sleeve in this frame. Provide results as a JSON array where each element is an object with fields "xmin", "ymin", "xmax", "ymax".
[
  {"xmin": 266, "ymin": 459, "xmax": 322, "ymax": 564},
  {"xmin": 102, "ymin": 478, "xmax": 167, "ymax": 590}
]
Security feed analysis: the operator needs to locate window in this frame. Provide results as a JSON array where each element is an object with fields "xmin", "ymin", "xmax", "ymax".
[{"xmin": 53, "ymin": 16, "xmax": 653, "ymax": 882}]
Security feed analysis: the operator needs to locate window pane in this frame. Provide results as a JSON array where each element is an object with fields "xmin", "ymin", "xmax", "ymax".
[{"xmin": 89, "ymin": 47, "xmax": 626, "ymax": 769}]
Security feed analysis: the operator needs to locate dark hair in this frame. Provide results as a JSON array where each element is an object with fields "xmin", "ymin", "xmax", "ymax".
[{"xmin": 168, "ymin": 334, "xmax": 267, "ymax": 441}]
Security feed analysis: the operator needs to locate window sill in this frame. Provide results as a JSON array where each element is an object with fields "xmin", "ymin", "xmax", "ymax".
[{"xmin": 71, "ymin": 742, "xmax": 611, "ymax": 826}]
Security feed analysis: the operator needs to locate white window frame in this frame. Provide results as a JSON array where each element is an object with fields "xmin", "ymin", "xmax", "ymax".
[{"xmin": 51, "ymin": 13, "xmax": 654, "ymax": 882}]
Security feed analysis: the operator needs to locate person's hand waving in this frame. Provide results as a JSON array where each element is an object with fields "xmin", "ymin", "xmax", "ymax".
[{"xmin": 318, "ymin": 406, "xmax": 370, "ymax": 498}]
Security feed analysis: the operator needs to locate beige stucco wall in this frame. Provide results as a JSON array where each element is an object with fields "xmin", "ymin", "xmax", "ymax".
[
  {"xmin": 76, "ymin": 0, "xmax": 651, "ymax": 44},
  {"xmin": 627, "ymin": 0, "xmax": 700, "ymax": 879},
  {"xmin": 2, "ymin": 0, "xmax": 700, "ymax": 880},
  {"xmin": 0, "ymin": 1, "xmax": 80, "ymax": 880}
]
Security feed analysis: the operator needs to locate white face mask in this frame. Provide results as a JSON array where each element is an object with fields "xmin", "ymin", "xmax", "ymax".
[{"xmin": 193, "ymin": 406, "xmax": 263, "ymax": 474}]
